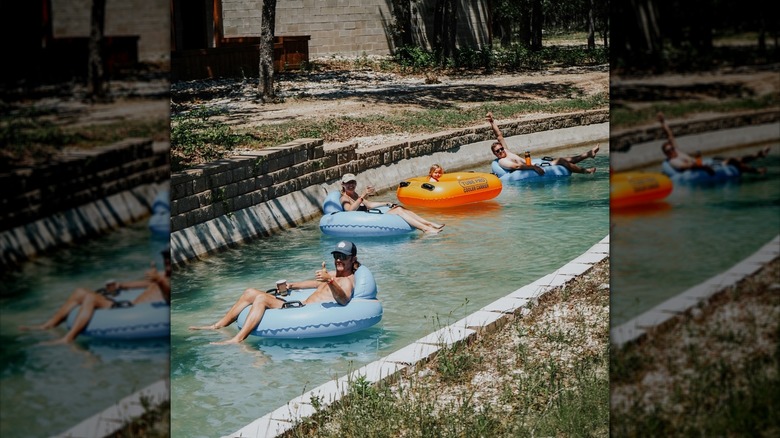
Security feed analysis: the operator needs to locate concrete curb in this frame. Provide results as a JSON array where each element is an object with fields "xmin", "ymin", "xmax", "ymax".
[
  {"xmin": 221, "ymin": 235, "xmax": 610, "ymax": 438},
  {"xmin": 54, "ymin": 379, "xmax": 170, "ymax": 438},
  {"xmin": 610, "ymin": 234, "xmax": 780, "ymax": 349}
]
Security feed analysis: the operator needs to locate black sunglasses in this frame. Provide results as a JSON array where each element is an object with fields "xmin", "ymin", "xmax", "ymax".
[
  {"xmin": 333, "ymin": 253, "xmax": 351, "ymax": 260},
  {"xmin": 493, "ymin": 148, "xmax": 505, "ymax": 154}
]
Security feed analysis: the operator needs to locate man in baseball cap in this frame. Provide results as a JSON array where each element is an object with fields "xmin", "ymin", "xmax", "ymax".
[{"xmin": 192, "ymin": 240, "xmax": 361, "ymax": 344}]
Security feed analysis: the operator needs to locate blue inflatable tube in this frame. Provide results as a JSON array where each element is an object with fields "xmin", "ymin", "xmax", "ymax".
[
  {"xmin": 661, "ymin": 159, "xmax": 740, "ymax": 184},
  {"xmin": 66, "ymin": 289, "xmax": 170, "ymax": 340},
  {"xmin": 491, "ymin": 158, "xmax": 571, "ymax": 182},
  {"xmin": 319, "ymin": 191, "xmax": 414, "ymax": 237},
  {"xmin": 236, "ymin": 266, "xmax": 383, "ymax": 339},
  {"xmin": 148, "ymin": 189, "xmax": 170, "ymax": 237}
]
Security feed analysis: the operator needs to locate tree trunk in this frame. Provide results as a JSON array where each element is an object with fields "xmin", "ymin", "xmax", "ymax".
[
  {"xmin": 87, "ymin": 0, "xmax": 108, "ymax": 102},
  {"xmin": 258, "ymin": 0, "xmax": 277, "ymax": 100},
  {"xmin": 530, "ymin": 0, "xmax": 543, "ymax": 51},
  {"xmin": 587, "ymin": 0, "xmax": 596, "ymax": 50},
  {"xmin": 391, "ymin": 0, "xmax": 414, "ymax": 49}
]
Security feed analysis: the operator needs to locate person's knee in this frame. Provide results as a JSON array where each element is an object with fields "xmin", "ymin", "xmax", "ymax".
[{"xmin": 242, "ymin": 288, "xmax": 261, "ymax": 299}]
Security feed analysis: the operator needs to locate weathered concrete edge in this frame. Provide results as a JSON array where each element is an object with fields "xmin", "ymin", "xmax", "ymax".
[
  {"xmin": 0, "ymin": 180, "xmax": 169, "ymax": 268},
  {"xmin": 171, "ymin": 122, "xmax": 609, "ymax": 266},
  {"xmin": 54, "ymin": 379, "xmax": 170, "ymax": 438},
  {"xmin": 221, "ymin": 235, "xmax": 610, "ymax": 438},
  {"xmin": 610, "ymin": 234, "xmax": 780, "ymax": 349}
]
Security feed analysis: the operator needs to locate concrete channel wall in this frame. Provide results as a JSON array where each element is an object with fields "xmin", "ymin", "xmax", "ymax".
[
  {"xmin": 170, "ymin": 109, "xmax": 609, "ymax": 266},
  {"xmin": 0, "ymin": 138, "xmax": 170, "ymax": 268}
]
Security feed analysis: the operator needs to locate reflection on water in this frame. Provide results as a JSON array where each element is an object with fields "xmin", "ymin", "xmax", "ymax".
[
  {"xmin": 0, "ymin": 223, "xmax": 169, "ymax": 438},
  {"xmin": 611, "ymin": 143, "xmax": 780, "ymax": 327},
  {"xmin": 171, "ymin": 149, "xmax": 610, "ymax": 438}
]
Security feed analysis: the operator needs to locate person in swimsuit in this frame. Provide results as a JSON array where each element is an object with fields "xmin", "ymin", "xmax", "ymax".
[
  {"xmin": 20, "ymin": 247, "xmax": 172, "ymax": 345},
  {"xmin": 189, "ymin": 240, "xmax": 362, "ymax": 345},
  {"xmin": 428, "ymin": 164, "xmax": 444, "ymax": 182},
  {"xmin": 658, "ymin": 112, "xmax": 768, "ymax": 175},
  {"xmin": 339, "ymin": 173, "xmax": 444, "ymax": 234},
  {"xmin": 487, "ymin": 112, "xmax": 600, "ymax": 175}
]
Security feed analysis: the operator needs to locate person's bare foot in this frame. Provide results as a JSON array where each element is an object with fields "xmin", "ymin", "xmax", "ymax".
[
  {"xmin": 19, "ymin": 324, "xmax": 51, "ymax": 331},
  {"xmin": 211, "ymin": 338, "xmax": 240, "ymax": 345},
  {"xmin": 189, "ymin": 324, "xmax": 220, "ymax": 330},
  {"xmin": 758, "ymin": 147, "xmax": 771, "ymax": 158},
  {"xmin": 433, "ymin": 223, "xmax": 445, "ymax": 229},
  {"xmin": 758, "ymin": 167, "xmax": 767, "ymax": 176},
  {"xmin": 424, "ymin": 228, "xmax": 442, "ymax": 235},
  {"xmin": 588, "ymin": 144, "xmax": 600, "ymax": 158},
  {"xmin": 586, "ymin": 167, "xmax": 597, "ymax": 174},
  {"xmin": 39, "ymin": 338, "xmax": 70, "ymax": 346}
]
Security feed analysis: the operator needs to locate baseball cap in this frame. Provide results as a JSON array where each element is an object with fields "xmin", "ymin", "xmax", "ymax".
[
  {"xmin": 331, "ymin": 240, "xmax": 357, "ymax": 256},
  {"xmin": 341, "ymin": 173, "xmax": 357, "ymax": 184}
]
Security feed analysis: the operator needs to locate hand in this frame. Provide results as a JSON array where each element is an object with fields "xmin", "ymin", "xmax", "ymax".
[
  {"xmin": 656, "ymin": 112, "xmax": 665, "ymax": 123},
  {"xmin": 363, "ymin": 186, "xmax": 375, "ymax": 197},
  {"xmin": 315, "ymin": 261, "xmax": 331, "ymax": 283},
  {"xmin": 485, "ymin": 112, "xmax": 494, "ymax": 123}
]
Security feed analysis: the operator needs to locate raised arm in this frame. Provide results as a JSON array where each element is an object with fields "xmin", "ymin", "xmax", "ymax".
[
  {"xmin": 486, "ymin": 112, "xmax": 508, "ymax": 149},
  {"xmin": 657, "ymin": 112, "xmax": 678, "ymax": 149}
]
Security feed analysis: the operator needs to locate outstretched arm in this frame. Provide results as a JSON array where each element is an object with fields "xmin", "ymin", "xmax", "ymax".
[
  {"xmin": 486, "ymin": 112, "xmax": 508, "ymax": 149},
  {"xmin": 657, "ymin": 112, "xmax": 678, "ymax": 149}
]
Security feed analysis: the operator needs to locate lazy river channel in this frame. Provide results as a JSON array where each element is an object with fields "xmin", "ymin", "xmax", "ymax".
[
  {"xmin": 0, "ymin": 222, "xmax": 169, "ymax": 438},
  {"xmin": 171, "ymin": 146, "xmax": 610, "ymax": 438},
  {"xmin": 610, "ymin": 142, "xmax": 780, "ymax": 327}
]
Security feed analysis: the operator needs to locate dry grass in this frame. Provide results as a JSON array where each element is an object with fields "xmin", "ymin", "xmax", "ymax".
[{"xmin": 611, "ymin": 257, "xmax": 780, "ymax": 436}]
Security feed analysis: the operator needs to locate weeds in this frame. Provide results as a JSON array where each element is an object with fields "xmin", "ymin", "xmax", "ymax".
[{"xmin": 289, "ymin": 259, "xmax": 610, "ymax": 437}]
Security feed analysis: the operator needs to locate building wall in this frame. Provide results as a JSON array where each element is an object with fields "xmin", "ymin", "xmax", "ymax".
[
  {"xmin": 219, "ymin": 0, "xmax": 490, "ymax": 58},
  {"xmin": 50, "ymin": 0, "xmax": 170, "ymax": 63}
]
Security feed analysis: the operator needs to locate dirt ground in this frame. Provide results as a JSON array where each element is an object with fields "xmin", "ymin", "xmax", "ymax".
[{"xmin": 170, "ymin": 65, "xmax": 609, "ymax": 128}]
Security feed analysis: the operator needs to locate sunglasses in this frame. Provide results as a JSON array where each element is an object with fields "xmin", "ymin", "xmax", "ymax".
[
  {"xmin": 333, "ymin": 253, "xmax": 351, "ymax": 261},
  {"xmin": 493, "ymin": 148, "xmax": 505, "ymax": 154}
]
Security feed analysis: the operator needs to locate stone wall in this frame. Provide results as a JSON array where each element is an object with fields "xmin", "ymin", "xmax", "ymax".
[
  {"xmin": 0, "ymin": 139, "xmax": 170, "ymax": 267},
  {"xmin": 170, "ymin": 110, "xmax": 609, "ymax": 265}
]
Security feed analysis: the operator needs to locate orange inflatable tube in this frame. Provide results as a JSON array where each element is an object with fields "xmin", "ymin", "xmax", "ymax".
[
  {"xmin": 397, "ymin": 172, "xmax": 503, "ymax": 208},
  {"xmin": 611, "ymin": 172, "xmax": 673, "ymax": 209}
]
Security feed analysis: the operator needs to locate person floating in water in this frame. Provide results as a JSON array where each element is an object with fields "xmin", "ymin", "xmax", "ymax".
[
  {"xmin": 658, "ymin": 112, "xmax": 768, "ymax": 175},
  {"xmin": 487, "ymin": 112, "xmax": 599, "ymax": 175},
  {"xmin": 20, "ymin": 248, "xmax": 171, "ymax": 345},
  {"xmin": 190, "ymin": 240, "xmax": 363, "ymax": 345}
]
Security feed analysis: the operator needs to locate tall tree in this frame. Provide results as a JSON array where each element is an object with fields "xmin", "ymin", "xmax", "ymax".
[
  {"xmin": 433, "ymin": 0, "xmax": 458, "ymax": 64},
  {"xmin": 530, "ymin": 0, "xmax": 543, "ymax": 51},
  {"xmin": 258, "ymin": 0, "xmax": 277, "ymax": 100},
  {"xmin": 87, "ymin": 0, "xmax": 109, "ymax": 102}
]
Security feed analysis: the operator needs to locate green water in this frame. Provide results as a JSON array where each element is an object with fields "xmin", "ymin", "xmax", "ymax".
[
  {"xmin": 0, "ymin": 223, "xmax": 169, "ymax": 438},
  {"xmin": 610, "ymin": 143, "xmax": 780, "ymax": 327},
  {"xmin": 171, "ymin": 149, "xmax": 610, "ymax": 438}
]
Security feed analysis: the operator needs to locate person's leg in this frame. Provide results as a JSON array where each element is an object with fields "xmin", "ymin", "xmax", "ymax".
[
  {"xmin": 189, "ymin": 287, "xmax": 265, "ymax": 330},
  {"xmin": 724, "ymin": 158, "xmax": 765, "ymax": 175},
  {"xmin": 549, "ymin": 159, "xmax": 596, "ymax": 174},
  {"xmin": 211, "ymin": 293, "xmax": 284, "ymax": 344},
  {"xmin": 133, "ymin": 284, "xmax": 166, "ymax": 305},
  {"xmin": 555, "ymin": 144, "xmax": 600, "ymax": 165},
  {"xmin": 40, "ymin": 293, "xmax": 114, "ymax": 345},
  {"xmin": 386, "ymin": 209, "xmax": 440, "ymax": 233},
  {"xmin": 389, "ymin": 206, "xmax": 444, "ymax": 229},
  {"xmin": 20, "ymin": 287, "xmax": 95, "ymax": 331}
]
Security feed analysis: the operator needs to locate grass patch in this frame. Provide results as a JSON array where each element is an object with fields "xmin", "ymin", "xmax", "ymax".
[
  {"xmin": 610, "ymin": 94, "xmax": 778, "ymax": 129},
  {"xmin": 287, "ymin": 260, "xmax": 610, "ymax": 437},
  {"xmin": 171, "ymin": 93, "xmax": 608, "ymax": 171},
  {"xmin": 610, "ymin": 258, "xmax": 780, "ymax": 436},
  {"xmin": 1, "ymin": 104, "xmax": 168, "ymax": 168}
]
